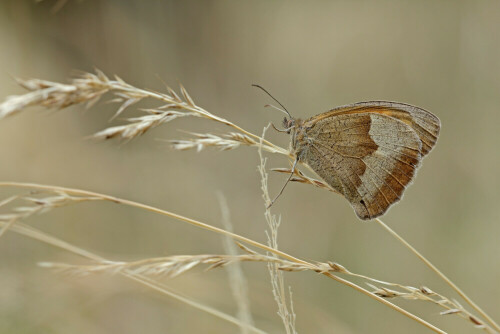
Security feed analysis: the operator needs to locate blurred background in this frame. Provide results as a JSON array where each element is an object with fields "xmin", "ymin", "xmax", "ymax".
[{"xmin": 0, "ymin": 1, "xmax": 499, "ymax": 333}]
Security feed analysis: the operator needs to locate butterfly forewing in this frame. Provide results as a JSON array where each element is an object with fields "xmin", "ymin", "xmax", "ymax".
[
  {"xmin": 312, "ymin": 101, "xmax": 440, "ymax": 156},
  {"xmin": 294, "ymin": 102, "xmax": 438, "ymax": 220}
]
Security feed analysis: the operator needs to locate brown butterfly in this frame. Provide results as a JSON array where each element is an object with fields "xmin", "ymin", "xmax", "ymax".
[{"xmin": 254, "ymin": 85, "xmax": 441, "ymax": 220}]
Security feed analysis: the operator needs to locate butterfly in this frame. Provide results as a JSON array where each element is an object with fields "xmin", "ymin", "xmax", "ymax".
[{"xmin": 254, "ymin": 85, "xmax": 441, "ymax": 220}]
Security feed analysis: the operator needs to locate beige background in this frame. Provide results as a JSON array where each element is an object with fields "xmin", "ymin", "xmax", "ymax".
[{"xmin": 0, "ymin": 1, "xmax": 499, "ymax": 333}]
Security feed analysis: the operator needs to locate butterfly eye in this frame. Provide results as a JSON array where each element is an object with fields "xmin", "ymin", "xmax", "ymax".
[{"xmin": 282, "ymin": 117, "xmax": 289, "ymax": 128}]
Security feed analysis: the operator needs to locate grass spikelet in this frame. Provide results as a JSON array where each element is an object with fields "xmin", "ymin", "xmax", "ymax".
[
  {"xmin": 170, "ymin": 132, "xmax": 259, "ymax": 152},
  {"xmin": 38, "ymin": 253, "xmax": 296, "ymax": 277},
  {"xmin": 0, "ymin": 190, "xmax": 100, "ymax": 238}
]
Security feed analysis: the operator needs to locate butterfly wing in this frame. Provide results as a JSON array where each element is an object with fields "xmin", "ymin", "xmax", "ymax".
[
  {"xmin": 309, "ymin": 101, "xmax": 440, "ymax": 156},
  {"xmin": 300, "ymin": 112, "xmax": 423, "ymax": 219}
]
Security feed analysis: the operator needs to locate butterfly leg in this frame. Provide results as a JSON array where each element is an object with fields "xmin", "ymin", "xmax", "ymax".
[
  {"xmin": 267, "ymin": 157, "xmax": 299, "ymax": 209},
  {"xmin": 270, "ymin": 122, "xmax": 289, "ymax": 133}
]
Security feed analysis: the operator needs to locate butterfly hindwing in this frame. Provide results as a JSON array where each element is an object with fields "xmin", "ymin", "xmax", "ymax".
[{"xmin": 298, "ymin": 111, "xmax": 423, "ymax": 219}]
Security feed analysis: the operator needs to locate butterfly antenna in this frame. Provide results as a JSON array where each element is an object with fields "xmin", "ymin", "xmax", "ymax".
[
  {"xmin": 252, "ymin": 84, "xmax": 292, "ymax": 118},
  {"xmin": 264, "ymin": 103, "xmax": 289, "ymax": 116},
  {"xmin": 267, "ymin": 158, "xmax": 298, "ymax": 209}
]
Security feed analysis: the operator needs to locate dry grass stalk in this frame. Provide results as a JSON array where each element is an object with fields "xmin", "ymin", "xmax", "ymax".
[
  {"xmin": 218, "ymin": 194, "xmax": 255, "ymax": 334},
  {"xmin": 0, "ymin": 182, "xmax": 451, "ymax": 333},
  {"xmin": 0, "ymin": 71, "xmax": 287, "ymax": 156},
  {"xmin": 258, "ymin": 128, "xmax": 298, "ymax": 334}
]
